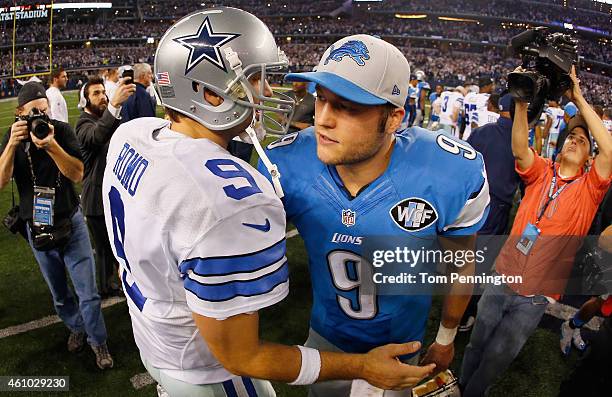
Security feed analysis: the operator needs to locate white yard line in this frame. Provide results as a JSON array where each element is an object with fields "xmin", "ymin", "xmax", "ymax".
[
  {"xmin": 0, "ymin": 230, "xmax": 301, "ymax": 343},
  {"xmin": 0, "ymin": 296, "xmax": 125, "ymax": 339}
]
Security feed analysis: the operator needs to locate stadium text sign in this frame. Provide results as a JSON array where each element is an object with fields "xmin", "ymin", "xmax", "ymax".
[{"xmin": 0, "ymin": 9, "xmax": 48, "ymax": 21}]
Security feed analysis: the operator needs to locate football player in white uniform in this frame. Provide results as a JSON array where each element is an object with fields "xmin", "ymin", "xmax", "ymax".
[
  {"xmin": 543, "ymin": 99, "xmax": 567, "ymax": 158},
  {"xmin": 471, "ymin": 93, "xmax": 500, "ymax": 128},
  {"xmin": 102, "ymin": 8, "xmax": 434, "ymax": 397},
  {"xmin": 438, "ymin": 87, "xmax": 465, "ymax": 137},
  {"xmin": 462, "ymin": 77, "xmax": 494, "ymax": 141}
]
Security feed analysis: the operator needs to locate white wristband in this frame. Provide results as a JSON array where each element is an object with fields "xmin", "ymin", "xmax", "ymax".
[
  {"xmin": 288, "ymin": 345, "xmax": 321, "ymax": 385},
  {"xmin": 435, "ymin": 324, "xmax": 458, "ymax": 346}
]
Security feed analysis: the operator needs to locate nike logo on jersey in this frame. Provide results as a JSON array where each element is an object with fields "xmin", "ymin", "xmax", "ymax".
[{"xmin": 242, "ymin": 219, "xmax": 271, "ymax": 232}]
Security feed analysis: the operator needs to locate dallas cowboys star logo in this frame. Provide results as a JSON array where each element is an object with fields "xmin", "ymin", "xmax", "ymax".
[{"xmin": 173, "ymin": 16, "xmax": 241, "ymax": 75}]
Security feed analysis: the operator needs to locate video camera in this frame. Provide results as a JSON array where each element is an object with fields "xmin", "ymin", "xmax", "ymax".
[
  {"xmin": 15, "ymin": 108, "xmax": 51, "ymax": 141},
  {"xmin": 507, "ymin": 27, "xmax": 578, "ymax": 124}
]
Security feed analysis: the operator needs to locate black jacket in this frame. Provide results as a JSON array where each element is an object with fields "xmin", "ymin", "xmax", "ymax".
[
  {"xmin": 75, "ymin": 108, "xmax": 121, "ymax": 216},
  {"xmin": 0, "ymin": 120, "xmax": 82, "ymax": 221}
]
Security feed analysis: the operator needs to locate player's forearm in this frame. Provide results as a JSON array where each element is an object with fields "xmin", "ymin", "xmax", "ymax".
[
  {"xmin": 512, "ymin": 102, "xmax": 534, "ymax": 169},
  {"xmin": 440, "ymin": 236, "xmax": 476, "ymax": 328},
  {"xmin": 223, "ymin": 340, "xmax": 367, "ymax": 383}
]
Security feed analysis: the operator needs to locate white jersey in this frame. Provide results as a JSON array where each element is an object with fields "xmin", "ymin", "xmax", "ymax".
[
  {"xmin": 545, "ymin": 106, "xmax": 565, "ymax": 137},
  {"xmin": 439, "ymin": 91, "xmax": 463, "ymax": 127},
  {"xmin": 604, "ymin": 119, "xmax": 612, "ymax": 135},
  {"xmin": 45, "ymin": 86, "xmax": 68, "ymax": 123},
  {"xmin": 102, "ymin": 118, "xmax": 288, "ymax": 384},
  {"xmin": 472, "ymin": 109, "xmax": 500, "ymax": 127},
  {"xmin": 104, "ymin": 80, "xmax": 118, "ymax": 101},
  {"xmin": 431, "ymin": 96, "xmax": 442, "ymax": 118},
  {"xmin": 463, "ymin": 92, "xmax": 489, "ymax": 140}
]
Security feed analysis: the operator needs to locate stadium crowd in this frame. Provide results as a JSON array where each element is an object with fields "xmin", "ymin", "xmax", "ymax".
[
  {"xmin": 367, "ymin": 0, "xmax": 612, "ymax": 35},
  {"xmin": 0, "ymin": 3, "xmax": 611, "ymax": 397}
]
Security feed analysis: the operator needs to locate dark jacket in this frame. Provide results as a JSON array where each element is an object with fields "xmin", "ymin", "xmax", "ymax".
[
  {"xmin": 467, "ymin": 116, "xmax": 521, "ymax": 234},
  {"xmin": 75, "ymin": 109, "xmax": 121, "ymax": 216},
  {"xmin": 0, "ymin": 120, "xmax": 82, "ymax": 221},
  {"xmin": 120, "ymin": 82, "xmax": 156, "ymax": 122}
]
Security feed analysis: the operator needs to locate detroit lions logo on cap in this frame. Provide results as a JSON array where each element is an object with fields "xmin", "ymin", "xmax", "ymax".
[{"xmin": 324, "ymin": 40, "xmax": 370, "ymax": 67}]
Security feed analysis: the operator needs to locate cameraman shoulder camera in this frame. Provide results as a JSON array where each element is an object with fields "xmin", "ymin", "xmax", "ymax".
[
  {"xmin": 0, "ymin": 82, "xmax": 84, "ymax": 223},
  {"xmin": 508, "ymin": 28, "xmax": 612, "ymax": 181}
]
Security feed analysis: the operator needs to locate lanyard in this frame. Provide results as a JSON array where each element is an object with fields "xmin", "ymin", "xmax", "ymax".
[
  {"xmin": 536, "ymin": 166, "xmax": 573, "ymax": 224},
  {"xmin": 24, "ymin": 142, "xmax": 61, "ymax": 188}
]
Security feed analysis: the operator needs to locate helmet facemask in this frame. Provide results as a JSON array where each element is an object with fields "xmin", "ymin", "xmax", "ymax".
[{"xmin": 182, "ymin": 47, "xmax": 295, "ymax": 137}]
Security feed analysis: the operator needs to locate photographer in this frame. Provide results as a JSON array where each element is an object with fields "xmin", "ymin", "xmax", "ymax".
[
  {"xmin": 460, "ymin": 67, "xmax": 612, "ymax": 397},
  {"xmin": 0, "ymin": 82, "xmax": 113, "ymax": 370},
  {"xmin": 76, "ymin": 76, "xmax": 135, "ymax": 297}
]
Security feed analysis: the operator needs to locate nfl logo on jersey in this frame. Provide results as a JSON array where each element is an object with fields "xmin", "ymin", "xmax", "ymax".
[{"xmin": 341, "ymin": 209, "xmax": 356, "ymax": 227}]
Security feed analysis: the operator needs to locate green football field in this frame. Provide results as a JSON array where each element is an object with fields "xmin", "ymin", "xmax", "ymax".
[{"xmin": 0, "ymin": 91, "xmax": 580, "ymax": 396}]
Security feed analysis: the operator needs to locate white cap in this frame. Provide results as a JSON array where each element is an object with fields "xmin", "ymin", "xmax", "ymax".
[
  {"xmin": 118, "ymin": 64, "xmax": 133, "ymax": 76},
  {"xmin": 285, "ymin": 34, "xmax": 410, "ymax": 108}
]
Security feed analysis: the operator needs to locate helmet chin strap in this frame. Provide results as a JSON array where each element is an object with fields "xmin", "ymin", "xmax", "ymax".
[{"xmin": 224, "ymin": 47, "xmax": 285, "ymax": 198}]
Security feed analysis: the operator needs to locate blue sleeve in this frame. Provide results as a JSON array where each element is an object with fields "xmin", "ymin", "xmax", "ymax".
[{"xmin": 441, "ymin": 152, "xmax": 490, "ymax": 236}]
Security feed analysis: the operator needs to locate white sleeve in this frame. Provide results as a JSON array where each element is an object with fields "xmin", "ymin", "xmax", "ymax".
[
  {"xmin": 179, "ymin": 203, "xmax": 289, "ymax": 319},
  {"xmin": 46, "ymin": 89, "xmax": 59, "ymax": 120}
]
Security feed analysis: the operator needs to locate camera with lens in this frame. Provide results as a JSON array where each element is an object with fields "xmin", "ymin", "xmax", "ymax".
[
  {"xmin": 15, "ymin": 108, "xmax": 51, "ymax": 141},
  {"xmin": 507, "ymin": 27, "xmax": 579, "ymax": 124}
]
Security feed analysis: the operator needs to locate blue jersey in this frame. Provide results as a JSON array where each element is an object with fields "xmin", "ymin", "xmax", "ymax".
[
  {"xmin": 429, "ymin": 91, "xmax": 438, "ymax": 104},
  {"xmin": 416, "ymin": 81, "xmax": 431, "ymax": 109},
  {"xmin": 259, "ymin": 128, "xmax": 489, "ymax": 353}
]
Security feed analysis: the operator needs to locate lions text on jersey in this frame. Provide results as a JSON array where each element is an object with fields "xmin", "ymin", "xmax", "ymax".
[
  {"xmin": 259, "ymin": 127, "xmax": 489, "ymax": 354},
  {"xmin": 102, "ymin": 117, "xmax": 288, "ymax": 384}
]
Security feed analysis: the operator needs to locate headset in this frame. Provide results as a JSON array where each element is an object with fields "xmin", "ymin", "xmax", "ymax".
[{"xmin": 79, "ymin": 79, "xmax": 109, "ymax": 109}]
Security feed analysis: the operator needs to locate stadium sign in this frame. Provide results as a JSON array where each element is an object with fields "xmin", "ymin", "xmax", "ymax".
[{"xmin": 0, "ymin": 9, "xmax": 48, "ymax": 21}]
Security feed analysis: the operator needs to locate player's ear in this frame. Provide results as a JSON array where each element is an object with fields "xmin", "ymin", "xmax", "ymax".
[{"xmin": 385, "ymin": 106, "xmax": 405, "ymax": 134}]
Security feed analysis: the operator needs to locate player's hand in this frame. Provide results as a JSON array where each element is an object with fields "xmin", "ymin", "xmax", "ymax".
[
  {"xmin": 31, "ymin": 123, "xmax": 55, "ymax": 150},
  {"xmin": 111, "ymin": 78, "xmax": 136, "ymax": 107},
  {"xmin": 361, "ymin": 342, "xmax": 436, "ymax": 390},
  {"xmin": 565, "ymin": 65, "xmax": 583, "ymax": 102},
  {"xmin": 420, "ymin": 342, "xmax": 454, "ymax": 375},
  {"xmin": 8, "ymin": 120, "xmax": 29, "ymax": 148}
]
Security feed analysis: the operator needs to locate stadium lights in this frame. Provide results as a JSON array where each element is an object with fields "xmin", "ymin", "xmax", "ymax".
[
  {"xmin": 395, "ymin": 14, "xmax": 428, "ymax": 19},
  {"xmin": 438, "ymin": 16, "xmax": 479, "ymax": 23},
  {"xmin": 51, "ymin": 3, "xmax": 112, "ymax": 9}
]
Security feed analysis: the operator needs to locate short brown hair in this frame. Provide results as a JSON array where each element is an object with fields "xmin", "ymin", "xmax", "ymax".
[
  {"xmin": 50, "ymin": 67, "xmax": 65, "ymax": 81},
  {"xmin": 83, "ymin": 76, "xmax": 105, "ymax": 101},
  {"xmin": 164, "ymin": 107, "xmax": 198, "ymax": 124}
]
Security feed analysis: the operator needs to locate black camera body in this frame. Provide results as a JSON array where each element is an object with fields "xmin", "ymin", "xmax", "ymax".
[
  {"xmin": 16, "ymin": 108, "xmax": 51, "ymax": 141},
  {"xmin": 507, "ymin": 27, "xmax": 578, "ymax": 124}
]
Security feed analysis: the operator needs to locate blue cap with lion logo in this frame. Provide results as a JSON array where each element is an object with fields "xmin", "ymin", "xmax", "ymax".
[{"xmin": 285, "ymin": 34, "xmax": 410, "ymax": 108}]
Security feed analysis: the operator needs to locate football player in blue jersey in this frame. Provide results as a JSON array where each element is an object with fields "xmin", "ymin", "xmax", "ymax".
[
  {"xmin": 102, "ymin": 10, "xmax": 435, "ymax": 397},
  {"xmin": 259, "ymin": 34, "xmax": 490, "ymax": 396},
  {"xmin": 412, "ymin": 70, "xmax": 431, "ymax": 127}
]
